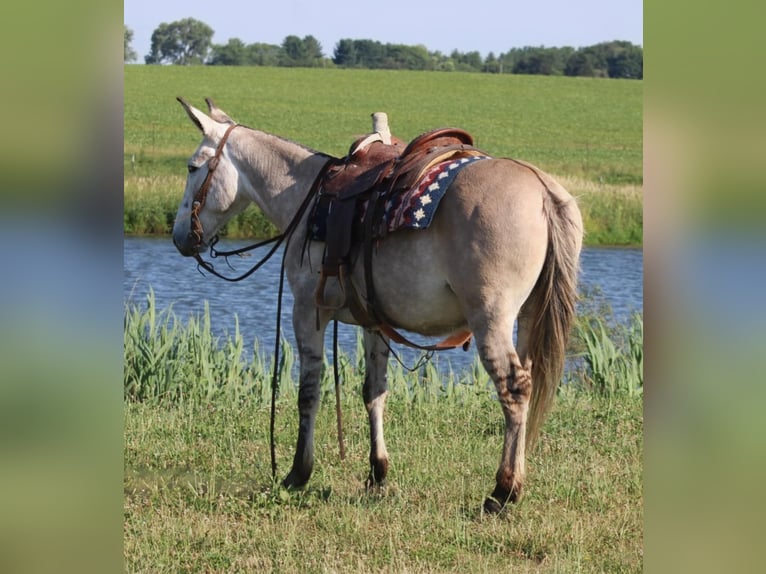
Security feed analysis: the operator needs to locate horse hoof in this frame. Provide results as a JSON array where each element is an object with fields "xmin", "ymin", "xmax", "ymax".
[
  {"xmin": 365, "ymin": 479, "xmax": 386, "ymax": 491},
  {"xmin": 365, "ymin": 475, "xmax": 387, "ymax": 492},
  {"xmin": 482, "ymin": 496, "xmax": 505, "ymax": 515},
  {"xmin": 282, "ymin": 469, "xmax": 310, "ymax": 489}
]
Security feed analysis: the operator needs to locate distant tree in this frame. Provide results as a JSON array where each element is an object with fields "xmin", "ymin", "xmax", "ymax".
[
  {"xmin": 352, "ymin": 39, "xmax": 387, "ymax": 68},
  {"xmin": 450, "ymin": 49, "xmax": 483, "ymax": 72},
  {"xmin": 145, "ymin": 18, "xmax": 214, "ymax": 65},
  {"xmin": 484, "ymin": 52, "xmax": 501, "ymax": 73},
  {"xmin": 124, "ymin": 25, "xmax": 137, "ymax": 63},
  {"xmin": 564, "ymin": 51, "xmax": 595, "ymax": 76},
  {"xmin": 247, "ymin": 42, "xmax": 282, "ymax": 66},
  {"xmin": 607, "ymin": 44, "xmax": 643, "ymax": 79},
  {"xmin": 333, "ymin": 39, "xmax": 359, "ymax": 67},
  {"xmin": 429, "ymin": 51, "xmax": 455, "ymax": 72},
  {"xmin": 302, "ymin": 35, "xmax": 324, "ymax": 62},
  {"xmin": 512, "ymin": 48, "xmax": 557, "ymax": 75},
  {"xmin": 209, "ymin": 38, "xmax": 248, "ymax": 66},
  {"xmin": 382, "ymin": 44, "xmax": 431, "ymax": 70},
  {"xmin": 579, "ymin": 41, "xmax": 643, "ymax": 78},
  {"xmin": 280, "ymin": 35, "xmax": 324, "ymax": 67}
]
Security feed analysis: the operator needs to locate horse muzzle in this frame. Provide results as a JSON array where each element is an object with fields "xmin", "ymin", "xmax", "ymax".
[{"xmin": 172, "ymin": 228, "xmax": 205, "ymax": 257}]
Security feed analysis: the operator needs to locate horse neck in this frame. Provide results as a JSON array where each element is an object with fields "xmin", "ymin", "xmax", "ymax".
[{"xmin": 229, "ymin": 129, "xmax": 329, "ymax": 233}]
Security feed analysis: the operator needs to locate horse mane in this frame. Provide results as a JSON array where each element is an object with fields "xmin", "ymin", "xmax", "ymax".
[{"xmin": 237, "ymin": 123, "xmax": 336, "ymax": 160}]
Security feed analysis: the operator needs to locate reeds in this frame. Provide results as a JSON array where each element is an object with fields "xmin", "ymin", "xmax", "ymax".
[
  {"xmin": 570, "ymin": 312, "xmax": 643, "ymax": 397},
  {"xmin": 125, "ymin": 290, "xmax": 642, "ymax": 404}
]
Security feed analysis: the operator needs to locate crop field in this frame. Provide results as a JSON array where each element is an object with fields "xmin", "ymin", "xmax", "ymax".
[{"xmin": 124, "ymin": 66, "xmax": 642, "ymax": 244}]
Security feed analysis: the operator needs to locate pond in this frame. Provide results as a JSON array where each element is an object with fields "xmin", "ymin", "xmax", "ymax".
[{"xmin": 124, "ymin": 236, "xmax": 642, "ymax": 374}]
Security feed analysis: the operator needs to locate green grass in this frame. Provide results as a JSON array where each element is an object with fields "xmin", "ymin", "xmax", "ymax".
[
  {"xmin": 124, "ymin": 294, "xmax": 643, "ymax": 572},
  {"xmin": 124, "ymin": 66, "xmax": 642, "ymax": 245}
]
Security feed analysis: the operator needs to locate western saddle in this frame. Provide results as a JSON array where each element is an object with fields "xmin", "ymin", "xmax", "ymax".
[{"xmin": 310, "ymin": 113, "xmax": 488, "ymax": 350}]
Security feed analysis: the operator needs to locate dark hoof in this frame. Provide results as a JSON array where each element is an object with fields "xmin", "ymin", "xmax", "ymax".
[
  {"xmin": 483, "ymin": 485, "xmax": 519, "ymax": 514},
  {"xmin": 365, "ymin": 475, "xmax": 387, "ymax": 491},
  {"xmin": 483, "ymin": 496, "xmax": 506, "ymax": 514},
  {"xmin": 282, "ymin": 468, "xmax": 310, "ymax": 489},
  {"xmin": 365, "ymin": 458, "xmax": 389, "ymax": 491}
]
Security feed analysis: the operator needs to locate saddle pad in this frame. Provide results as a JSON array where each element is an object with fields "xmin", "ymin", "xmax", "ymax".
[
  {"xmin": 308, "ymin": 154, "xmax": 491, "ymax": 241},
  {"xmin": 383, "ymin": 154, "xmax": 490, "ymax": 232}
]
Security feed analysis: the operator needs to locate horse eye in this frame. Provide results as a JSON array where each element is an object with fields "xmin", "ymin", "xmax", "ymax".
[{"xmin": 187, "ymin": 164, "xmax": 199, "ymax": 174}]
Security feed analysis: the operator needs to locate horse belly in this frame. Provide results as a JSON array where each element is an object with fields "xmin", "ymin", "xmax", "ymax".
[{"xmin": 366, "ymin": 231, "xmax": 467, "ymax": 336}]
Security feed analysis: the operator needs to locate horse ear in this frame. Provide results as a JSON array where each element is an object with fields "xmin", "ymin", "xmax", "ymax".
[
  {"xmin": 205, "ymin": 97, "xmax": 236, "ymax": 125},
  {"xmin": 176, "ymin": 96, "xmax": 220, "ymax": 136}
]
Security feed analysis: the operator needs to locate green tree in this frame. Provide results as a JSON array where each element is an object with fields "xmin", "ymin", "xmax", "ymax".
[
  {"xmin": 209, "ymin": 38, "xmax": 247, "ymax": 66},
  {"xmin": 484, "ymin": 52, "xmax": 501, "ymax": 73},
  {"xmin": 564, "ymin": 51, "xmax": 595, "ymax": 77},
  {"xmin": 247, "ymin": 43, "xmax": 282, "ymax": 66},
  {"xmin": 145, "ymin": 18, "xmax": 214, "ymax": 65},
  {"xmin": 280, "ymin": 35, "xmax": 324, "ymax": 67},
  {"xmin": 450, "ymin": 49, "xmax": 483, "ymax": 72},
  {"xmin": 333, "ymin": 39, "xmax": 358, "ymax": 67},
  {"xmin": 607, "ymin": 44, "xmax": 643, "ymax": 79},
  {"xmin": 124, "ymin": 25, "xmax": 137, "ymax": 63},
  {"xmin": 349, "ymin": 39, "xmax": 386, "ymax": 68},
  {"xmin": 579, "ymin": 41, "xmax": 643, "ymax": 78},
  {"xmin": 512, "ymin": 48, "xmax": 556, "ymax": 75},
  {"xmin": 383, "ymin": 44, "xmax": 431, "ymax": 70}
]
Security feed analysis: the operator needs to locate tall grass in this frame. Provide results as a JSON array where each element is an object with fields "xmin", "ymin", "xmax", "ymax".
[
  {"xmin": 125, "ymin": 288, "xmax": 643, "ymax": 406},
  {"xmin": 124, "ymin": 289, "xmax": 280, "ymax": 405},
  {"xmin": 569, "ymin": 310, "xmax": 643, "ymax": 398},
  {"xmin": 124, "ymin": 290, "xmax": 496, "ymax": 407}
]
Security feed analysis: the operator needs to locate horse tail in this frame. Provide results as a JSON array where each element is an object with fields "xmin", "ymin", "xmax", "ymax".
[{"xmin": 521, "ymin": 167, "xmax": 583, "ymax": 450}]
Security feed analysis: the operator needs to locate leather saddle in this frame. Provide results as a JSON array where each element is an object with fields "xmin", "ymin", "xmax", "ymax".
[
  {"xmin": 317, "ymin": 127, "xmax": 476, "ymax": 276},
  {"xmin": 310, "ymin": 116, "xmax": 485, "ymax": 350}
]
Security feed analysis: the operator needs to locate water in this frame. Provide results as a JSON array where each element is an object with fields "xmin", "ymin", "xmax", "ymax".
[{"xmin": 124, "ymin": 236, "xmax": 643, "ymax": 373}]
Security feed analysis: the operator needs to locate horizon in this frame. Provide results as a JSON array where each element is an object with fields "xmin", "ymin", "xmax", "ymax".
[{"xmin": 125, "ymin": 0, "xmax": 642, "ymax": 63}]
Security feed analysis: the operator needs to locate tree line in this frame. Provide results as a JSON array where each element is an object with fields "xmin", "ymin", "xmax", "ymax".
[{"xmin": 125, "ymin": 19, "xmax": 642, "ymax": 79}]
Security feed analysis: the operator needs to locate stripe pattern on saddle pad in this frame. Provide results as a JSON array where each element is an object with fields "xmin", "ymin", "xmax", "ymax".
[{"xmin": 383, "ymin": 155, "xmax": 491, "ymax": 232}]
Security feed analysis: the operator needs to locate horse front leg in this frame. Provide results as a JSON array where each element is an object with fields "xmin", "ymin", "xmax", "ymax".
[
  {"xmin": 362, "ymin": 329, "xmax": 391, "ymax": 488},
  {"xmin": 282, "ymin": 302, "xmax": 328, "ymax": 489}
]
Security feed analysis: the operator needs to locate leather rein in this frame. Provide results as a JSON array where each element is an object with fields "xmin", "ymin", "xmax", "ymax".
[
  {"xmin": 185, "ymin": 123, "xmax": 337, "ymax": 478},
  {"xmin": 183, "ymin": 127, "xmax": 470, "ymax": 478}
]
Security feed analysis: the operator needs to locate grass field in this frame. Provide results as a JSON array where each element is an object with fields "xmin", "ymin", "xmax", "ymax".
[
  {"xmin": 125, "ymin": 390, "xmax": 642, "ymax": 573},
  {"xmin": 124, "ymin": 296, "xmax": 643, "ymax": 572},
  {"xmin": 124, "ymin": 66, "xmax": 642, "ymax": 245}
]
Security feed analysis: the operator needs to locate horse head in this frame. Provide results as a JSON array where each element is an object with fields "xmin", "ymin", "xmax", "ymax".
[{"xmin": 172, "ymin": 97, "xmax": 243, "ymax": 257}]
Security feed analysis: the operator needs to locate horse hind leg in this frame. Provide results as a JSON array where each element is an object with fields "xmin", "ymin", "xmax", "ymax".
[
  {"xmin": 362, "ymin": 329, "xmax": 391, "ymax": 488},
  {"xmin": 475, "ymin": 322, "xmax": 533, "ymax": 514}
]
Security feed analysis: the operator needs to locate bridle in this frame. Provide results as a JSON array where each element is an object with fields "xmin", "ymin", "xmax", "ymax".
[
  {"xmin": 187, "ymin": 122, "xmax": 240, "ymax": 256},
  {"xmin": 180, "ymin": 123, "xmax": 336, "ymax": 477},
  {"xmin": 186, "ymin": 122, "xmax": 335, "ymax": 284}
]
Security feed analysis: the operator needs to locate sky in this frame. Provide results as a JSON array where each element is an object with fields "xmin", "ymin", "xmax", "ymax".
[{"xmin": 124, "ymin": 0, "xmax": 642, "ymax": 62}]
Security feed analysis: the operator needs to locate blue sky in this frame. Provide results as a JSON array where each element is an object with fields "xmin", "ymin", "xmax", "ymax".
[{"xmin": 125, "ymin": 0, "xmax": 642, "ymax": 62}]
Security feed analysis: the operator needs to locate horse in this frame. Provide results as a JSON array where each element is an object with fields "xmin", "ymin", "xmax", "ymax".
[{"xmin": 171, "ymin": 97, "xmax": 583, "ymax": 513}]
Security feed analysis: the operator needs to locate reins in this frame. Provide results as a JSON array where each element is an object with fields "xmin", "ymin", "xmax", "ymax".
[
  {"xmin": 190, "ymin": 137, "xmax": 337, "ymax": 479},
  {"xmin": 187, "ymin": 124, "xmax": 473, "ymax": 482}
]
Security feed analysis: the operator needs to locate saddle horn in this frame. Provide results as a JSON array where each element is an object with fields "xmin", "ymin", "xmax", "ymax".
[{"xmin": 350, "ymin": 112, "xmax": 393, "ymax": 156}]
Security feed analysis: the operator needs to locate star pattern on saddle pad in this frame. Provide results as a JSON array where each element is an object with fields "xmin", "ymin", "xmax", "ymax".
[
  {"xmin": 384, "ymin": 155, "xmax": 490, "ymax": 232},
  {"xmin": 308, "ymin": 154, "xmax": 491, "ymax": 241}
]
